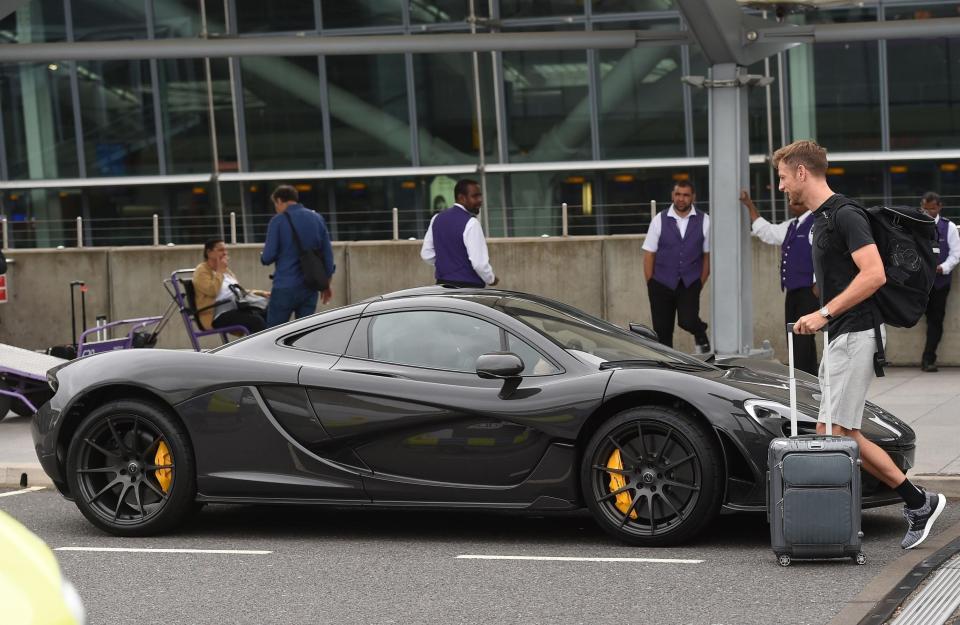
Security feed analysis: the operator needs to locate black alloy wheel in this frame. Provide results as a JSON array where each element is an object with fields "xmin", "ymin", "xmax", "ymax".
[
  {"xmin": 581, "ymin": 406, "xmax": 723, "ymax": 546},
  {"xmin": 66, "ymin": 399, "xmax": 196, "ymax": 536}
]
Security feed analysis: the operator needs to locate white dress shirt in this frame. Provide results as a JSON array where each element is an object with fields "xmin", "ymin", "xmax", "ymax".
[
  {"xmin": 936, "ymin": 215, "xmax": 960, "ymax": 275},
  {"xmin": 642, "ymin": 205, "xmax": 711, "ymax": 253},
  {"xmin": 750, "ymin": 210, "xmax": 812, "ymax": 246},
  {"xmin": 420, "ymin": 204, "xmax": 496, "ymax": 285}
]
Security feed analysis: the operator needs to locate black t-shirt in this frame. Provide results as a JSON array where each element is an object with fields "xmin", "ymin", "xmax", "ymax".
[{"xmin": 811, "ymin": 194, "xmax": 877, "ymax": 337}]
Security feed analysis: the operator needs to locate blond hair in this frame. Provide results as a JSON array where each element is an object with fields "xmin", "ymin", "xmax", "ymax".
[{"xmin": 772, "ymin": 140, "xmax": 828, "ymax": 177}]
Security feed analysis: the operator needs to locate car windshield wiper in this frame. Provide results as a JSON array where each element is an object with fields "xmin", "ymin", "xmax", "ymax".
[{"xmin": 599, "ymin": 359, "xmax": 713, "ymax": 372}]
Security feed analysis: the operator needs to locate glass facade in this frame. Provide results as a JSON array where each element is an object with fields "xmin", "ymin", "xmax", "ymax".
[{"xmin": 0, "ymin": 0, "xmax": 959, "ymax": 247}]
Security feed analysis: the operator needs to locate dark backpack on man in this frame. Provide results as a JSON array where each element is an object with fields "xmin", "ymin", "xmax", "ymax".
[
  {"xmin": 282, "ymin": 211, "xmax": 330, "ymax": 292},
  {"xmin": 827, "ymin": 201, "xmax": 938, "ymax": 375}
]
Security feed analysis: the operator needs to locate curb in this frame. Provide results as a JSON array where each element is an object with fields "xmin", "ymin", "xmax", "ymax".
[
  {"xmin": 0, "ymin": 463, "xmax": 54, "ymax": 488},
  {"xmin": 910, "ymin": 475, "xmax": 960, "ymax": 498}
]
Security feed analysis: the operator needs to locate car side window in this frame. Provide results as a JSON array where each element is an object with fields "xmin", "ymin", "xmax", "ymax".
[
  {"xmin": 287, "ymin": 318, "xmax": 359, "ymax": 355},
  {"xmin": 507, "ymin": 332, "xmax": 560, "ymax": 376},
  {"xmin": 368, "ymin": 311, "xmax": 502, "ymax": 372}
]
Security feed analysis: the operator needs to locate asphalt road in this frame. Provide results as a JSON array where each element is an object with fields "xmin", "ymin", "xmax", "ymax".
[{"xmin": 3, "ymin": 488, "xmax": 959, "ymax": 625}]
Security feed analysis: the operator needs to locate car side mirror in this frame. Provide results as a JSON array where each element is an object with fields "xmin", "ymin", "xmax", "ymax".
[
  {"xmin": 628, "ymin": 323, "xmax": 658, "ymax": 342},
  {"xmin": 476, "ymin": 352, "xmax": 524, "ymax": 379}
]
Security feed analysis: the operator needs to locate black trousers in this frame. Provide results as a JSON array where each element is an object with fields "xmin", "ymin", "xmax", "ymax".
[
  {"xmin": 923, "ymin": 286, "xmax": 950, "ymax": 364},
  {"xmin": 647, "ymin": 278, "xmax": 708, "ymax": 349},
  {"xmin": 784, "ymin": 286, "xmax": 819, "ymax": 376},
  {"xmin": 214, "ymin": 308, "xmax": 267, "ymax": 334}
]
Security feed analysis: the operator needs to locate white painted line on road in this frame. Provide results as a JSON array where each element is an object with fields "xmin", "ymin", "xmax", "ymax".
[
  {"xmin": 55, "ymin": 547, "xmax": 272, "ymax": 555},
  {"xmin": 456, "ymin": 554, "xmax": 703, "ymax": 564},
  {"xmin": 0, "ymin": 486, "xmax": 46, "ymax": 497}
]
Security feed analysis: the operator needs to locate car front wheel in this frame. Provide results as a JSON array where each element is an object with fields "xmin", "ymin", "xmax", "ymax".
[
  {"xmin": 581, "ymin": 406, "xmax": 723, "ymax": 546},
  {"xmin": 66, "ymin": 399, "xmax": 196, "ymax": 536}
]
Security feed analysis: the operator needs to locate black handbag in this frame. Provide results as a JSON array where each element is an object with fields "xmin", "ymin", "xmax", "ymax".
[
  {"xmin": 229, "ymin": 283, "xmax": 268, "ymax": 313},
  {"xmin": 282, "ymin": 211, "xmax": 330, "ymax": 292}
]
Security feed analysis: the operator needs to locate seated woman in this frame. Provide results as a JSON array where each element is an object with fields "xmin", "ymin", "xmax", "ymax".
[{"xmin": 193, "ymin": 239, "xmax": 269, "ymax": 335}]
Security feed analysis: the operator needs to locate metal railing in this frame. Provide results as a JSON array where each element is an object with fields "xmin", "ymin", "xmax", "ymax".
[{"xmin": 1, "ymin": 195, "xmax": 957, "ymax": 250}]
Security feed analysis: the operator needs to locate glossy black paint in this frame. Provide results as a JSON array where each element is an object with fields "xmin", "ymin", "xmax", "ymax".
[{"xmin": 33, "ymin": 287, "xmax": 915, "ymax": 516}]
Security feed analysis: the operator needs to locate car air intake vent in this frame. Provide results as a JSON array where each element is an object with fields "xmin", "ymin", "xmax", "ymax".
[{"xmin": 781, "ymin": 421, "xmax": 818, "ymax": 437}]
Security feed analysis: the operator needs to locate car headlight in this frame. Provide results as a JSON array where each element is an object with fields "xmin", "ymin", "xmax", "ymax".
[{"xmin": 743, "ymin": 399, "xmax": 817, "ymax": 430}]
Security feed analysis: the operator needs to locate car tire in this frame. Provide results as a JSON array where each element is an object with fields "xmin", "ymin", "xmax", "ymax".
[
  {"xmin": 580, "ymin": 405, "xmax": 723, "ymax": 546},
  {"xmin": 66, "ymin": 399, "xmax": 196, "ymax": 536}
]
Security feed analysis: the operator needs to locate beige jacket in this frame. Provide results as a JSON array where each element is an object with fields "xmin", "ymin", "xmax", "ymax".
[{"xmin": 192, "ymin": 262, "xmax": 237, "ymax": 330}]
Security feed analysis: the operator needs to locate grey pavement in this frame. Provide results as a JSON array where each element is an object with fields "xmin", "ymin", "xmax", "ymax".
[{"xmin": 2, "ymin": 365, "xmax": 957, "ymax": 490}]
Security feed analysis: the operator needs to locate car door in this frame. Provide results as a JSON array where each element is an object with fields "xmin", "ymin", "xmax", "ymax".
[{"xmin": 297, "ymin": 307, "xmax": 602, "ymax": 503}]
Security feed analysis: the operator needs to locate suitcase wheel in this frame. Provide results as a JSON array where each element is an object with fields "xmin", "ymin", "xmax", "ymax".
[
  {"xmin": 777, "ymin": 554, "xmax": 791, "ymax": 567},
  {"xmin": 855, "ymin": 553, "xmax": 866, "ymax": 565}
]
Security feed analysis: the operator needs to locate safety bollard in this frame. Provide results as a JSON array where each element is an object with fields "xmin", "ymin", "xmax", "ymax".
[
  {"xmin": 153, "ymin": 214, "xmax": 160, "ymax": 246},
  {"xmin": 561, "ymin": 202, "xmax": 568, "ymax": 237},
  {"xmin": 76, "ymin": 216, "xmax": 83, "ymax": 248},
  {"xmin": 230, "ymin": 212, "xmax": 237, "ymax": 244},
  {"xmin": 392, "ymin": 207, "xmax": 399, "ymax": 241}
]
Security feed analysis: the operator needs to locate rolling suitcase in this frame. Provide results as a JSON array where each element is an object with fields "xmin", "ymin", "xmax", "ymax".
[{"xmin": 767, "ymin": 324, "xmax": 865, "ymax": 567}]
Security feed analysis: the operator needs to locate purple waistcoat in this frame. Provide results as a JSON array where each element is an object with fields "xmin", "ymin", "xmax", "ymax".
[
  {"xmin": 935, "ymin": 218, "xmax": 951, "ymax": 290},
  {"xmin": 432, "ymin": 206, "xmax": 485, "ymax": 287},
  {"xmin": 652, "ymin": 211, "xmax": 704, "ymax": 290},
  {"xmin": 781, "ymin": 215, "xmax": 815, "ymax": 291}
]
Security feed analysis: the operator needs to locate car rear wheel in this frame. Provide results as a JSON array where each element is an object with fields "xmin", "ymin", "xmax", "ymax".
[
  {"xmin": 66, "ymin": 399, "xmax": 196, "ymax": 536},
  {"xmin": 581, "ymin": 406, "xmax": 723, "ymax": 546}
]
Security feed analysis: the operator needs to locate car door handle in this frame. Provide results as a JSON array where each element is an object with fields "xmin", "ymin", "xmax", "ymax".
[{"xmin": 339, "ymin": 369, "xmax": 405, "ymax": 379}]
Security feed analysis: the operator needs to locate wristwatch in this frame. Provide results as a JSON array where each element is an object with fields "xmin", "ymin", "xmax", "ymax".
[{"xmin": 819, "ymin": 306, "xmax": 833, "ymax": 320}]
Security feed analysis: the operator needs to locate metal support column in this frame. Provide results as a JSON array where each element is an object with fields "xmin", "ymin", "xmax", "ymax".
[{"xmin": 707, "ymin": 63, "xmax": 752, "ymax": 356}]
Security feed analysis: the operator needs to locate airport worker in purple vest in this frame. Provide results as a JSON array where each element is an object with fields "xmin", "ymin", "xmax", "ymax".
[
  {"xmin": 740, "ymin": 190, "xmax": 819, "ymax": 376},
  {"xmin": 919, "ymin": 191, "xmax": 960, "ymax": 372},
  {"xmin": 642, "ymin": 180, "xmax": 711, "ymax": 352},
  {"xmin": 420, "ymin": 179, "xmax": 498, "ymax": 288}
]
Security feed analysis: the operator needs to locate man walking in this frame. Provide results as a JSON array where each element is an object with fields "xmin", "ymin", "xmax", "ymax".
[
  {"xmin": 643, "ymin": 180, "xmax": 711, "ymax": 352},
  {"xmin": 420, "ymin": 179, "xmax": 498, "ymax": 288},
  {"xmin": 261, "ymin": 185, "xmax": 335, "ymax": 327},
  {"xmin": 740, "ymin": 190, "xmax": 819, "ymax": 375},
  {"xmin": 919, "ymin": 191, "xmax": 959, "ymax": 372},
  {"xmin": 782, "ymin": 140, "xmax": 946, "ymax": 550}
]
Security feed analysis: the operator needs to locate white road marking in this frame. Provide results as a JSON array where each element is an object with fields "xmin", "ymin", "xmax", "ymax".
[
  {"xmin": 55, "ymin": 547, "xmax": 271, "ymax": 555},
  {"xmin": 456, "ymin": 554, "xmax": 703, "ymax": 564},
  {"xmin": 0, "ymin": 486, "xmax": 46, "ymax": 497}
]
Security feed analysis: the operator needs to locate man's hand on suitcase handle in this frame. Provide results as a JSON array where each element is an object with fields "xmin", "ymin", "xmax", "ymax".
[{"xmin": 793, "ymin": 311, "xmax": 829, "ymax": 335}]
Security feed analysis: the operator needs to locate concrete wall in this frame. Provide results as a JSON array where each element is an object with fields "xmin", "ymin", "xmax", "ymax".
[{"xmin": 1, "ymin": 237, "xmax": 955, "ymax": 364}]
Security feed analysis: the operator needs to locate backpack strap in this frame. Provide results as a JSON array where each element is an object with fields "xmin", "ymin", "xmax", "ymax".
[{"xmin": 868, "ymin": 301, "xmax": 886, "ymax": 378}]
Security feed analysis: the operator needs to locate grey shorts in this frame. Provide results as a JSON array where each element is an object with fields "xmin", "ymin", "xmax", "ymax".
[{"xmin": 817, "ymin": 325, "xmax": 886, "ymax": 430}]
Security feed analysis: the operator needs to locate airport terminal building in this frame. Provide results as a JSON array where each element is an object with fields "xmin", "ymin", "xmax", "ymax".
[{"xmin": 0, "ymin": 0, "xmax": 958, "ymax": 248}]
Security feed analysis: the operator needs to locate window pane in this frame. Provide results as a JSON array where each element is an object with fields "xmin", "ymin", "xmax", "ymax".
[
  {"xmin": 290, "ymin": 318, "xmax": 359, "ymax": 354},
  {"xmin": 77, "ymin": 60, "xmax": 159, "ymax": 176},
  {"xmin": 236, "ymin": 2, "xmax": 316, "ymax": 33},
  {"xmin": 158, "ymin": 59, "xmax": 213, "ymax": 174},
  {"xmin": 369, "ymin": 311, "xmax": 501, "ymax": 371},
  {"xmin": 598, "ymin": 20, "xmax": 684, "ymax": 159},
  {"xmin": 326, "ymin": 55, "xmax": 411, "ymax": 168},
  {"xmin": 410, "ymin": 1, "xmax": 487, "ymax": 23},
  {"xmin": 1, "ymin": 62, "xmax": 79, "ymax": 179},
  {"xmin": 503, "ymin": 30, "xmax": 592, "ymax": 162},
  {"xmin": 74, "ymin": 0, "xmax": 147, "ymax": 40},
  {"xmin": 321, "ymin": 0, "xmax": 402, "ymax": 29},
  {"xmin": 592, "ymin": 0, "xmax": 676, "ymax": 11},
  {"xmin": 241, "ymin": 56, "xmax": 325, "ymax": 171},
  {"xmin": 886, "ymin": 5, "xmax": 960, "ymax": 150},
  {"xmin": 506, "ymin": 333, "xmax": 560, "ymax": 376},
  {"xmin": 153, "ymin": 0, "xmax": 204, "ymax": 38},
  {"xmin": 811, "ymin": 41, "xmax": 881, "ymax": 151},
  {"xmin": 413, "ymin": 52, "xmax": 495, "ymax": 165},
  {"xmin": 500, "ymin": 1, "xmax": 582, "ymax": 18},
  {"xmin": 6, "ymin": 0, "xmax": 66, "ymax": 42}
]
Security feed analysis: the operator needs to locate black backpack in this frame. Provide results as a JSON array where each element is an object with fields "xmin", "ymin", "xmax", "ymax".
[{"xmin": 827, "ymin": 201, "xmax": 938, "ymax": 376}]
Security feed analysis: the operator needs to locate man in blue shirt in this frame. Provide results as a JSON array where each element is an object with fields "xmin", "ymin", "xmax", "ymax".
[{"xmin": 261, "ymin": 185, "xmax": 336, "ymax": 327}]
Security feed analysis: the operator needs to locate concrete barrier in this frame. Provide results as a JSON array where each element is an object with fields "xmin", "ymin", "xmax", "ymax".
[{"xmin": 0, "ymin": 237, "xmax": 954, "ymax": 364}]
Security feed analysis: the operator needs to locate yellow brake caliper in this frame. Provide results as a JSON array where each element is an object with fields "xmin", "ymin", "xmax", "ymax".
[
  {"xmin": 154, "ymin": 440, "xmax": 173, "ymax": 493},
  {"xmin": 607, "ymin": 449, "xmax": 637, "ymax": 519}
]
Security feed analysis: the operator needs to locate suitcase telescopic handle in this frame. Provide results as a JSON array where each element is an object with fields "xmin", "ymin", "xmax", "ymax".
[{"xmin": 786, "ymin": 323, "xmax": 832, "ymax": 438}]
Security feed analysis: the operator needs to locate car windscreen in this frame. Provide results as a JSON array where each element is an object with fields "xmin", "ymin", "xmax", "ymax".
[{"xmin": 497, "ymin": 296, "xmax": 713, "ymax": 367}]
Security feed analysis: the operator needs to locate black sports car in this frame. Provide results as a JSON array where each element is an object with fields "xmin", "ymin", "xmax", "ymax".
[{"xmin": 33, "ymin": 287, "xmax": 915, "ymax": 546}]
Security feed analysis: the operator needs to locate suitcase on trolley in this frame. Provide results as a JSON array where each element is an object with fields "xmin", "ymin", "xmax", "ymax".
[{"xmin": 767, "ymin": 324, "xmax": 865, "ymax": 566}]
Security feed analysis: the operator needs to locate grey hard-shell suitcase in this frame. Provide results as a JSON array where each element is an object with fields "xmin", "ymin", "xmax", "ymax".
[{"xmin": 767, "ymin": 325, "xmax": 866, "ymax": 567}]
